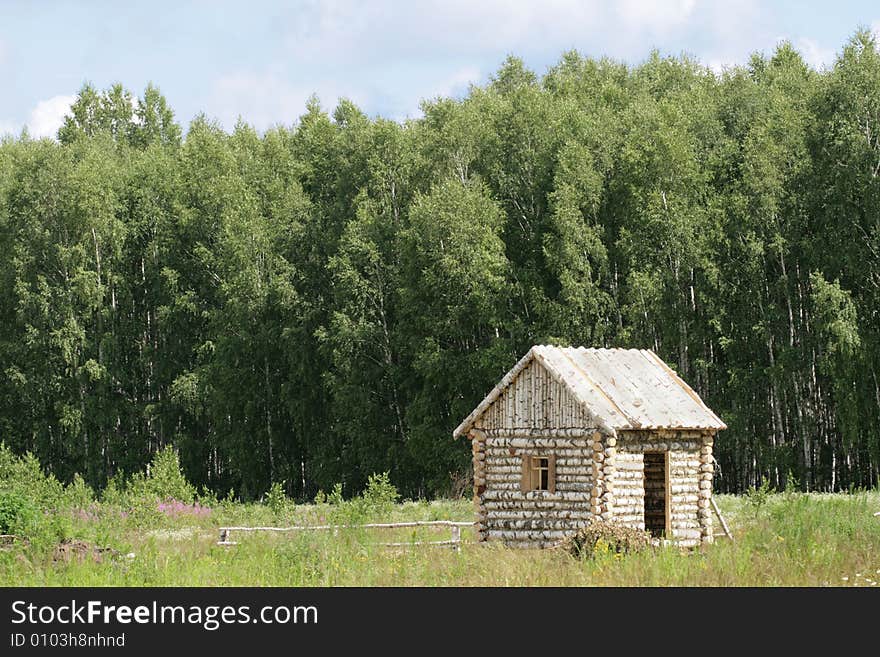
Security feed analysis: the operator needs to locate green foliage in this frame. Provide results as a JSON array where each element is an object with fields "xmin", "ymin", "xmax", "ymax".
[
  {"xmin": 0, "ymin": 490, "xmax": 36, "ymax": 534},
  {"xmin": 327, "ymin": 484, "xmax": 344, "ymax": 506},
  {"xmin": 745, "ymin": 479, "xmax": 775, "ymax": 517},
  {"xmin": 100, "ymin": 471, "xmax": 128, "ymax": 507},
  {"xmin": 265, "ymin": 481, "xmax": 292, "ymax": 518},
  {"xmin": 129, "ymin": 446, "xmax": 196, "ymax": 505},
  {"xmin": 64, "ymin": 474, "xmax": 94, "ymax": 509},
  {"xmin": 361, "ymin": 472, "xmax": 399, "ymax": 515},
  {"xmin": 0, "ymin": 443, "xmax": 64, "ymax": 509},
  {"xmin": 2, "ymin": 34, "xmax": 880, "ymax": 502}
]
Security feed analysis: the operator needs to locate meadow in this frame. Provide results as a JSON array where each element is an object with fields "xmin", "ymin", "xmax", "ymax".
[{"xmin": 1, "ymin": 445, "xmax": 878, "ymax": 587}]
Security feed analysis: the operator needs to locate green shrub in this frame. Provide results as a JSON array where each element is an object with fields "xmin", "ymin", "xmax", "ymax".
[
  {"xmin": 63, "ymin": 474, "xmax": 95, "ymax": 509},
  {"xmin": 745, "ymin": 479, "xmax": 774, "ymax": 517},
  {"xmin": 0, "ymin": 443, "xmax": 64, "ymax": 509},
  {"xmin": 0, "ymin": 490, "xmax": 37, "ymax": 535},
  {"xmin": 265, "ymin": 481, "xmax": 292, "ymax": 518},
  {"xmin": 129, "ymin": 446, "xmax": 196, "ymax": 504},
  {"xmin": 562, "ymin": 519, "xmax": 652, "ymax": 559},
  {"xmin": 361, "ymin": 472, "xmax": 399, "ymax": 515},
  {"xmin": 327, "ymin": 483, "xmax": 344, "ymax": 506},
  {"xmin": 100, "ymin": 471, "xmax": 128, "ymax": 506}
]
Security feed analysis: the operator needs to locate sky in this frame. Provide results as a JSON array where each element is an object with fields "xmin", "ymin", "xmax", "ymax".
[{"xmin": 1, "ymin": 1, "xmax": 879, "ymax": 139}]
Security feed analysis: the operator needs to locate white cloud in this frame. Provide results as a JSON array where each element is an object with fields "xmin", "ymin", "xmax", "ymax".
[
  {"xmin": 615, "ymin": 0, "xmax": 697, "ymax": 34},
  {"xmin": 26, "ymin": 95, "xmax": 76, "ymax": 139},
  {"xmin": 210, "ymin": 63, "xmax": 485, "ymax": 130},
  {"xmin": 794, "ymin": 37, "xmax": 835, "ymax": 70},
  {"xmin": 706, "ymin": 58, "xmax": 738, "ymax": 75},
  {"xmin": 429, "ymin": 66, "xmax": 481, "ymax": 100},
  {"xmin": 395, "ymin": 66, "xmax": 482, "ymax": 121},
  {"xmin": 209, "ymin": 72, "xmax": 365, "ymax": 131},
  {"xmin": 280, "ymin": 0, "xmax": 734, "ymax": 65},
  {"xmin": 0, "ymin": 119, "xmax": 18, "ymax": 137},
  {"xmin": 213, "ymin": 0, "xmax": 763, "ymax": 128},
  {"xmin": 1, "ymin": 95, "xmax": 76, "ymax": 140}
]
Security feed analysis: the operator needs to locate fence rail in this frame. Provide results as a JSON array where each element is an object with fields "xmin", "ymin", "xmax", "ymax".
[{"xmin": 218, "ymin": 521, "xmax": 473, "ymax": 550}]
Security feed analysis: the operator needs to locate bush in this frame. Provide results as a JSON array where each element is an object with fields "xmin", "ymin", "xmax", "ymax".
[
  {"xmin": 129, "ymin": 446, "xmax": 196, "ymax": 504},
  {"xmin": 100, "ymin": 471, "xmax": 128, "ymax": 506},
  {"xmin": 361, "ymin": 472, "xmax": 399, "ymax": 515},
  {"xmin": 0, "ymin": 443, "xmax": 64, "ymax": 509},
  {"xmin": 327, "ymin": 483, "xmax": 344, "ymax": 506},
  {"xmin": 63, "ymin": 474, "xmax": 95, "ymax": 509},
  {"xmin": 562, "ymin": 519, "xmax": 652, "ymax": 559},
  {"xmin": 745, "ymin": 479, "xmax": 774, "ymax": 517},
  {"xmin": 0, "ymin": 490, "xmax": 37, "ymax": 535},
  {"xmin": 265, "ymin": 481, "xmax": 292, "ymax": 518}
]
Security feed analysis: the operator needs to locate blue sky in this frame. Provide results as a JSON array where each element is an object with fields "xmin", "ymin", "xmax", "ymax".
[{"xmin": 1, "ymin": 1, "xmax": 879, "ymax": 138}]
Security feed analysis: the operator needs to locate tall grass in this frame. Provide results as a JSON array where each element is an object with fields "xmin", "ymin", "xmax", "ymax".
[{"xmin": 1, "ymin": 444, "xmax": 878, "ymax": 586}]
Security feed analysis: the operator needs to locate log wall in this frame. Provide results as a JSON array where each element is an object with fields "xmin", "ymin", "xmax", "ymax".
[
  {"xmin": 472, "ymin": 430, "xmax": 598, "ymax": 548},
  {"xmin": 613, "ymin": 430, "xmax": 715, "ymax": 548}
]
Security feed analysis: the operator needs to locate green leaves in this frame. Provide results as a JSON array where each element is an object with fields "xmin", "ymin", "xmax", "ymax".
[{"xmin": 2, "ymin": 39, "xmax": 880, "ymax": 499}]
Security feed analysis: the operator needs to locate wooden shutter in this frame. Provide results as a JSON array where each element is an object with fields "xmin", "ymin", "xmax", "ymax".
[
  {"xmin": 521, "ymin": 456, "xmax": 530, "ymax": 492},
  {"xmin": 548, "ymin": 454, "xmax": 556, "ymax": 494}
]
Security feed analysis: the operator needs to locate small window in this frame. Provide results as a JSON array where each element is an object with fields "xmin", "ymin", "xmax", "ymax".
[
  {"xmin": 533, "ymin": 457, "xmax": 550, "ymax": 490},
  {"xmin": 521, "ymin": 454, "xmax": 556, "ymax": 493}
]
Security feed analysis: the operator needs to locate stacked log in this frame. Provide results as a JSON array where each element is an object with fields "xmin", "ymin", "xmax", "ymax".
[
  {"xmin": 481, "ymin": 432, "xmax": 595, "ymax": 548},
  {"xmin": 472, "ymin": 425, "xmax": 718, "ymax": 548},
  {"xmin": 602, "ymin": 434, "xmax": 616, "ymax": 519},
  {"xmin": 699, "ymin": 433, "xmax": 715, "ymax": 544},
  {"xmin": 471, "ymin": 429, "xmax": 487, "ymax": 541},
  {"xmin": 612, "ymin": 430, "xmax": 712, "ymax": 546}
]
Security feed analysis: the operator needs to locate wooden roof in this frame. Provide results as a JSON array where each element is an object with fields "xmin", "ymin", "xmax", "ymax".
[{"xmin": 453, "ymin": 346, "xmax": 726, "ymax": 438}]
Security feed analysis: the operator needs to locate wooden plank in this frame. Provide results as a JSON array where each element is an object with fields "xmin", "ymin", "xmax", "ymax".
[
  {"xmin": 378, "ymin": 540, "xmax": 460, "ymax": 548},
  {"xmin": 575, "ymin": 348, "xmax": 651, "ymax": 428},
  {"xmin": 599, "ymin": 349, "xmax": 681, "ymax": 428},
  {"xmin": 453, "ymin": 348, "xmax": 535, "ymax": 437},
  {"xmin": 710, "ymin": 497, "xmax": 734, "ymax": 541},
  {"xmin": 219, "ymin": 520, "xmax": 472, "ymax": 533},
  {"xmin": 643, "ymin": 350, "xmax": 726, "ymax": 429},
  {"xmin": 552, "ymin": 347, "xmax": 628, "ymax": 428},
  {"xmin": 536, "ymin": 361, "xmax": 544, "ymax": 428}
]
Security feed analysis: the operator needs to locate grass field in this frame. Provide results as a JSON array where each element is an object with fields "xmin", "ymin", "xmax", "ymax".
[{"xmin": 1, "ymin": 446, "xmax": 879, "ymax": 586}]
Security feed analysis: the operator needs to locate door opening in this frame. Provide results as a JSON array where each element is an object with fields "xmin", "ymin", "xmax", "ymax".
[{"xmin": 643, "ymin": 452, "xmax": 668, "ymax": 537}]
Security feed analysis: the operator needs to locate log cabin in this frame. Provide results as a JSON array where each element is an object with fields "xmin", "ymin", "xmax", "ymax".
[{"xmin": 453, "ymin": 346, "xmax": 726, "ymax": 548}]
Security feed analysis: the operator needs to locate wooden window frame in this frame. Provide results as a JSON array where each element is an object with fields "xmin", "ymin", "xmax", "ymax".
[
  {"xmin": 532, "ymin": 457, "xmax": 550, "ymax": 490},
  {"xmin": 521, "ymin": 453, "xmax": 556, "ymax": 493}
]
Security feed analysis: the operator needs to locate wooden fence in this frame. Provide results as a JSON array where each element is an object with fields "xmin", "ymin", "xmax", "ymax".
[{"xmin": 218, "ymin": 520, "xmax": 473, "ymax": 551}]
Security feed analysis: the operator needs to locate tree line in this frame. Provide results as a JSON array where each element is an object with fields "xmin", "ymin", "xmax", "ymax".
[{"xmin": 1, "ymin": 31, "xmax": 879, "ymax": 499}]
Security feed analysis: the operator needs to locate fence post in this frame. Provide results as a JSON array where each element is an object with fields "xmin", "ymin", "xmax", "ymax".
[{"xmin": 451, "ymin": 525, "xmax": 461, "ymax": 552}]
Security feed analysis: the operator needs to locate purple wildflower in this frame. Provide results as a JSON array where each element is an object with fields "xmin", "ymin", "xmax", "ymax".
[{"xmin": 156, "ymin": 498, "xmax": 212, "ymax": 518}]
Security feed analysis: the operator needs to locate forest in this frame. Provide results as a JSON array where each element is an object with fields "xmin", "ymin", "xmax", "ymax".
[{"xmin": 1, "ymin": 31, "xmax": 879, "ymax": 501}]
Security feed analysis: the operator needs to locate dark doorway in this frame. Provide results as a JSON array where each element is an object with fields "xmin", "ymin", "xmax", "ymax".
[{"xmin": 643, "ymin": 452, "xmax": 668, "ymax": 537}]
